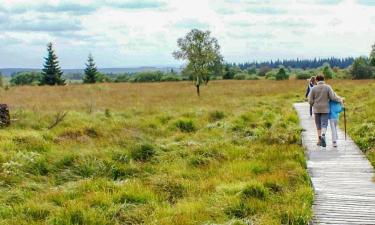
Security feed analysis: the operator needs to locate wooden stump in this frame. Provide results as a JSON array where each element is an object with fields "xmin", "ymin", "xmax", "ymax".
[{"xmin": 0, "ymin": 104, "xmax": 10, "ymax": 127}]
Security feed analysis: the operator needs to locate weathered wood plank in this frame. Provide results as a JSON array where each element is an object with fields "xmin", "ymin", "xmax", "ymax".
[{"xmin": 294, "ymin": 102, "xmax": 375, "ymax": 225}]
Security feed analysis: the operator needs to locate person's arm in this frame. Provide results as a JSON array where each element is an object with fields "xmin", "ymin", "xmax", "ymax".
[
  {"xmin": 305, "ymin": 85, "xmax": 310, "ymax": 98},
  {"xmin": 328, "ymin": 86, "xmax": 342, "ymax": 103},
  {"xmin": 308, "ymin": 88, "xmax": 314, "ymax": 106}
]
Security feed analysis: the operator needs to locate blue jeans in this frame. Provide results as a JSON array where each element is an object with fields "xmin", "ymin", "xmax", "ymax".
[{"xmin": 314, "ymin": 113, "xmax": 329, "ymax": 130}]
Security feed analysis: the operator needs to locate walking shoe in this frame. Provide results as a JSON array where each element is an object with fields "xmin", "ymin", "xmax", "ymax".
[
  {"xmin": 333, "ymin": 141, "xmax": 338, "ymax": 148},
  {"xmin": 317, "ymin": 136, "xmax": 321, "ymax": 146},
  {"xmin": 321, "ymin": 134, "xmax": 326, "ymax": 147}
]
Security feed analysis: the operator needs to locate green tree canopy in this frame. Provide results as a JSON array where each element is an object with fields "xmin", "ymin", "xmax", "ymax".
[
  {"xmin": 83, "ymin": 54, "xmax": 99, "ymax": 84},
  {"xmin": 173, "ymin": 29, "xmax": 223, "ymax": 96},
  {"xmin": 370, "ymin": 43, "xmax": 375, "ymax": 67},
  {"xmin": 350, "ymin": 57, "xmax": 374, "ymax": 79},
  {"xmin": 41, "ymin": 42, "xmax": 65, "ymax": 85}
]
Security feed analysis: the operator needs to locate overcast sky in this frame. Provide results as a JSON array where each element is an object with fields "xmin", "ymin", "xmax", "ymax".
[{"xmin": 0, "ymin": 0, "xmax": 375, "ymax": 68}]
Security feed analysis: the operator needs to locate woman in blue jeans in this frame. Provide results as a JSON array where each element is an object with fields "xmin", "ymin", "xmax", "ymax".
[
  {"xmin": 306, "ymin": 76, "xmax": 317, "ymax": 116},
  {"xmin": 308, "ymin": 74, "xmax": 343, "ymax": 147}
]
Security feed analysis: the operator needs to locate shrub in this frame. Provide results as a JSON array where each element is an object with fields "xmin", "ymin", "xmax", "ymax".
[
  {"xmin": 131, "ymin": 71, "xmax": 163, "ymax": 82},
  {"xmin": 223, "ymin": 64, "xmax": 241, "ymax": 79},
  {"xmin": 160, "ymin": 74, "xmax": 182, "ymax": 82},
  {"xmin": 258, "ymin": 66, "xmax": 271, "ymax": 76},
  {"xmin": 296, "ymin": 71, "xmax": 314, "ymax": 80},
  {"xmin": 247, "ymin": 66, "xmax": 257, "ymax": 75},
  {"xmin": 322, "ymin": 63, "xmax": 335, "ymax": 79},
  {"xmin": 276, "ymin": 67, "xmax": 289, "ymax": 80},
  {"xmin": 96, "ymin": 73, "xmax": 113, "ymax": 83},
  {"xmin": 175, "ymin": 119, "xmax": 196, "ymax": 132},
  {"xmin": 10, "ymin": 72, "xmax": 42, "ymax": 86},
  {"xmin": 241, "ymin": 181, "xmax": 268, "ymax": 200},
  {"xmin": 246, "ymin": 75, "xmax": 259, "ymax": 80},
  {"xmin": 233, "ymin": 73, "xmax": 247, "ymax": 80},
  {"xmin": 131, "ymin": 144, "xmax": 156, "ymax": 162},
  {"xmin": 265, "ymin": 71, "xmax": 276, "ymax": 80},
  {"xmin": 115, "ymin": 74, "xmax": 131, "ymax": 83}
]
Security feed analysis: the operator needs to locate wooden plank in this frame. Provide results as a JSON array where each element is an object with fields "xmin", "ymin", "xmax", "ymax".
[{"xmin": 294, "ymin": 102, "xmax": 375, "ymax": 225}]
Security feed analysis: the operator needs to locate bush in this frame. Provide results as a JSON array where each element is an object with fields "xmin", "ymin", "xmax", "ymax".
[
  {"xmin": 223, "ymin": 65, "xmax": 241, "ymax": 79},
  {"xmin": 296, "ymin": 71, "xmax": 314, "ymax": 80},
  {"xmin": 131, "ymin": 144, "xmax": 156, "ymax": 162},
  {"xmin": 233, "ymin": 73, "xmax": 247, "ymax": 80},
  {"xmin": 160, "ymin": 74, "xmax": 182, "ymax": 82},
  {"xmin": 115, "ymin": 74, "xmax": 131, "ymax": 83},
  {"xmin": 276, "ymin": 67, "xmax": 289, "ymax": 80},
  {"xmin": 258, "ymin": 66, "xmax": 271, "ymax": 76},
  {"xmin": 131, "ymin": 71, "xmax": 163, "ymax": 82},
  {"xmin": 322, "ymin": 63, "xmax": 335, "ymax": 79},
  {"xmin": 175, "ymin": 119, "xmax": 196, "ymax": 132},
  {"xmin": 10, "ymin": 72, "xmax": 42, "ymax": 86},
  {"xmin": 246, "ymin": 75, "xmax": 259, "ymax": 80},
  {"xmin": 96, "ymin": 73, "xmax": 113, "ymax": 83},
  {"xmin": 265, "ymin": 71, "xmax": 276, "ymax": 80},
  {"xmin": 247, "ymin": 66, "xmax": 257, "ymax": 75}
]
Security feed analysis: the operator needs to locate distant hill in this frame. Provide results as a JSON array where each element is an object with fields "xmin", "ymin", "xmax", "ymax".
[{"xmin": 0, "ymin": 67, "xmax": 181, "ymax": 77}]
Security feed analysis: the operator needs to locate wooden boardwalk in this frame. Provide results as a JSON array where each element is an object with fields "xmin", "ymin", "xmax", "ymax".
[{"xmin": 294, "ymin": 102, "xmax": 375, "ymax": 225}]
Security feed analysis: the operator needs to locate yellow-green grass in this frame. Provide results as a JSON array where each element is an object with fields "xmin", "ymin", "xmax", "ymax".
[
  {"xmin": 332, "ymin": 80, "xmax": 375, "ymax": 168},
  {"xmin": 0, "ymin": 80, "xmax": 314, "ymax": 224}
]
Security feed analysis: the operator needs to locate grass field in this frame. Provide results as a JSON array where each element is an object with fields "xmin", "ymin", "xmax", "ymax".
[
  {"xmin": 0, "ymin": 79, "xmax": 373, "ymax": 225},
  {"xmin": 333, "ymin": 80, "xmax": 375, "ymax": 168}
]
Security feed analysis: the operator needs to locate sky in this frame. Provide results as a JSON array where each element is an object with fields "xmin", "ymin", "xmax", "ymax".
[{"xmin": 0, "ymin": 0, "xmax": 375, "ymax": 68}]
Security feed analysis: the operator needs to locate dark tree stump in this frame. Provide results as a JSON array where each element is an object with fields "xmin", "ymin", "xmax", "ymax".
[{"xmin": 0, "ymin": 104, "xmax": 10, "ymax": 127}]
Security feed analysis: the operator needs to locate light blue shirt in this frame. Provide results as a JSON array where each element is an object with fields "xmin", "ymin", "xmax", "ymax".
[{"xmin": 329, "ymin": 100, "xmax": 343, "ymax": 120}]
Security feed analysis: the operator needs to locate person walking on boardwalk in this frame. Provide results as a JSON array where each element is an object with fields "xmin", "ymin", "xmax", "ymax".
[
  {"xmin": 329, "ymin": 100, "xmax": 344, "ymax": 147},
  {"xmin": 305, "ymin": 76, "xmax": 317, "ymax": 116},
  {"xmin": 308, "ymin": 74, "xmax": 343, "ymax": 147}
]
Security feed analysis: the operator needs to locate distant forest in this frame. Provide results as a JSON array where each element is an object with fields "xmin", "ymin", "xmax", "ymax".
[{"xmin": 232, "ymin": 57, "xmax": 355, "ymax": 70}]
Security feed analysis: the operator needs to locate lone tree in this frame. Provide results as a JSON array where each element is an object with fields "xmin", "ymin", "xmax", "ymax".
[
  {"xmin": 370, "ymin": 43, "xmax": 375, "ymax": 67},
  {"xmin": 173, "ymin": 29, "xmax": 223, "ymax": 96},
  {"xmin": 41, "ymin": 42, "xmax": 65, "ymax": 85},
  {"xmin": 83, "ymin": 54, "xmax": 99, "ymax": 84}
]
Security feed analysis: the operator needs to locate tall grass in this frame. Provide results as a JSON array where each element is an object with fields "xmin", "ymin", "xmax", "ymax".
[
  {"xmin": 332, "ymin": 80, "xmax": 375, "ymax": 168},
  {"xmin": 0, "ymin": 80, "xmax": 314, "ymax": 224}
]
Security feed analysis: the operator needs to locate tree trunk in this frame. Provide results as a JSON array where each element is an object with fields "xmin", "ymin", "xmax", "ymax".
[
  {"xmin": 0, "ymin": 104, "xmax": 10, "ymax": 127},
  {"xmin": 196, "ymin": 85, "xmax": 200, "ymax": 97}
]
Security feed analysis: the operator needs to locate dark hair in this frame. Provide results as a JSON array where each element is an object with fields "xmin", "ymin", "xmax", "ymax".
[
  {"xmin": 316, "ymin": 74, "xmax": 325, "ymax": 82},
  {"xmin": 310, "ymin": 76, "xmax": 317, "ymax": 85}
]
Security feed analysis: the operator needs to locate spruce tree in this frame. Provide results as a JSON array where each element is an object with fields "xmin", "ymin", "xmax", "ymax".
[
  {"xmin": 41, "ymin": 42, "xmax": 65, "ymax": 85},
  {"xmin": 83, "ymin": 54, "xmax": 98, "ymax": 84}
]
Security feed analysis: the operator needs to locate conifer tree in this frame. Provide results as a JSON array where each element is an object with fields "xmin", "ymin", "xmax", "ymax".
[
  {"xmin": 41, "ymin": 42, "xmax": 65, "ymax": 85},
  {"xmin": 83, "ymin": 54, "xmax": 98, "ymax": 84}
]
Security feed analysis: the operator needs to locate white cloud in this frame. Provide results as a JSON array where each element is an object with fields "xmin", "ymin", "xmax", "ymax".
[{"xmin": 0, "ymin": 0, "xmax": 374, "ymax": 68}]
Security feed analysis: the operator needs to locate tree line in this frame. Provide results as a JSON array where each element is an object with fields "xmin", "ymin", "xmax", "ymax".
[
  {"xmin": 2, "ymin": 30, "xmax": 375, "ymax": 96},
  {"xmin": 233, "ymin": 57, "xmax": 355, "ymax": 70}
]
